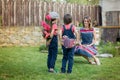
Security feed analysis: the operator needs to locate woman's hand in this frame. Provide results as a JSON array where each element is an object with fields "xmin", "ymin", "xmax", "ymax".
[{"xmin": 75, "ymin": 40, "xmax": 80, "ymax": 46}]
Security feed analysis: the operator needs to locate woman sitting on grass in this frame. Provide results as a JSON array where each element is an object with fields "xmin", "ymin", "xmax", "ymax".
[{"xmin": 74, "ymin": 16, "xmax": 101, "ymax": 65}]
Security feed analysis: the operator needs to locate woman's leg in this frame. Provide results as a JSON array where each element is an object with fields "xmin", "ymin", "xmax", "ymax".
[
  {"xmin": 75, "ymin": 49, "xmax": 94, "ymax": 64},
  {"xmin": 91, "ymin": 55, "xmax": 101, "ymax": 65},
  {"xmin": 82, "ymin": 54, "xmax": 101, "ymax": 65},
  {"xmin": 74, "ymin": 48, "xmax": 100, "ymax": 65},
  {"xmin": 82, "ymin": 55, "xmax": 91, "ymax": 63}
]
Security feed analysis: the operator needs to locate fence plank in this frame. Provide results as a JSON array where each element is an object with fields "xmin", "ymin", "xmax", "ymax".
[
  {"xmin": 1, "ymin": 0, "xmax": 4, "ymax": 26},
  {"xmin": 10, "ymin": 0, "xmax": 14, "ymax": 26},
  {"xmin": 13, "ymin": 0, "xmax": 16, "ymax": 26},
  {"xmin": 0, "ymin": 0, "xmax": 2, "ymax": 16}
]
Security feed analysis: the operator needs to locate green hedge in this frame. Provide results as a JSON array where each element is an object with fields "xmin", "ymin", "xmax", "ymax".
[{"xmin": 98, "ymin": 41, "xmax": 120, "ymax": 56}]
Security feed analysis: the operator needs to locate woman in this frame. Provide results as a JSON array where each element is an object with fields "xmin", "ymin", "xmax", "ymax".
[{"xmin": 74, "ymin": 16, "xmax": 101, "ymax": 65}]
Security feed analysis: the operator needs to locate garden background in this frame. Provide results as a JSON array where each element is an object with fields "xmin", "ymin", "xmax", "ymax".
[{"xmin": 0, "ymin": 0, "xmax": 120, "ymax": 80}]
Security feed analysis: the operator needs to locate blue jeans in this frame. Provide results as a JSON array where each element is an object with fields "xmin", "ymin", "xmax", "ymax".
[
  {"xmin": 47, "ymin": 36, "xmax": 58, "ymax": 69},
  {"xmin": 61, "ymin": 46, "xmax": 75, "ymax": 73}
]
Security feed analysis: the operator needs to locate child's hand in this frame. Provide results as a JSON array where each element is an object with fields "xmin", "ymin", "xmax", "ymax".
[{"xmin": 46, "ymin": 39, "xmax": 51, "ymax": 46}]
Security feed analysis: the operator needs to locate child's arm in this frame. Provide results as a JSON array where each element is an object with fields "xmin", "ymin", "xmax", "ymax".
[
  {"xmin": 50, "ymin": 29, "xmax": 54, "ymax": 38},
  {"xmin": 46, "ymin": 29, "xmax": 54, "ymax": 46},
  {"xmin": 46, "ymin": 25, "xmax": 55, "ymax": 46}
]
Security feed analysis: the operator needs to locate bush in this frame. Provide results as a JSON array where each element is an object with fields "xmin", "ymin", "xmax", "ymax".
[
  {"xmin": 98, "ymin": 41, "xmax": 120, "ymax": 56},
  {"xmin": 39, "ymin": 44, "xmax": 47, "ymax": 51}
]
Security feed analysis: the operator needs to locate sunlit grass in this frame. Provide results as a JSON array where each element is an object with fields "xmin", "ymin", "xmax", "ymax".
[{"xmin": 0, "ymin": 46, "xmax": 120, "ymax": 80}]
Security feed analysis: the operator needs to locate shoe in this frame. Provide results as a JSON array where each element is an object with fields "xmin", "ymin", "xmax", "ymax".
[
  {"xmin": 67, "ymin": 71, "xmax": 72, "ymax": 74},
  {"xmin": 48, "ymin": 68, "xmax": 54, "ymax": 73},
  {"xmin": 89, "ymin": 60, "xmax": 96, "ymax": 65},
  {"xmin": 96, "ymin": 58, "xmax": 101, "ymax": 65},
  {"xmin": 90, "ymin": 61, "xmax": 96, "ymax": 65},
  {"xmin": 48, "ymin": 70, "xmax": 54, "ymax": 73},
  {"xmin": 48, "ymin": 68, "xmax": 58, "ymax": 73}
]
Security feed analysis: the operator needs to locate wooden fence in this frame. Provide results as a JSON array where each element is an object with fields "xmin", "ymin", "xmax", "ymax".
[{"xmin": 0, "ymin": 0, "xmax": 102, "ymax": 26}]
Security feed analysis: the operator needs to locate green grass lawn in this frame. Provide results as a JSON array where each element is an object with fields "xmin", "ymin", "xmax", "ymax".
[{"xmin": 0, "ymin": 47, "xmax": 120, "ymax": 80}]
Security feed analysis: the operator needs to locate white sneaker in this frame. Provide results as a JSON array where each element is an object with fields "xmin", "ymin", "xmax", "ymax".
[
  {"xmin": 91, "ymin": 61, "xmax": 96, "ymax": 65},
  {"xmin": 96, "ymin": 58, "xmax": 101, "ymax": 65}
]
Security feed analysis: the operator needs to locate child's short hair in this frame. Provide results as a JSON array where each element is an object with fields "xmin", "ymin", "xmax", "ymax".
[{"xmin": 64, "ymin": 14, "xmax": 72, "ymax": 24}]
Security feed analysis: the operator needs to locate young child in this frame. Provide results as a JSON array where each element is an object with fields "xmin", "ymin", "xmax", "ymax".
[
  {"xmin": 43, "ymin": 12, "xmax": 59, "ymax": 73},
  {"xmin": 59, "ymin": 14, "xmax": 79, "ymax": 73}
]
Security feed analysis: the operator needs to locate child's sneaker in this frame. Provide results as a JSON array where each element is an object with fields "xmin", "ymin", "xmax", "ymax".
[
  {"xmin": 48, "ymin": 68, "xmax": 58, "ymax": 73},
  {"xmin": 48, "ymin": 68, "xmax": 54, "ymax": 73}
]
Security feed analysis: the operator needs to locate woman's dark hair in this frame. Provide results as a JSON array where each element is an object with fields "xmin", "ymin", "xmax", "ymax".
[{"xmin": 64, "ymin": 14, "xmax": 72, "ymax": 24}]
